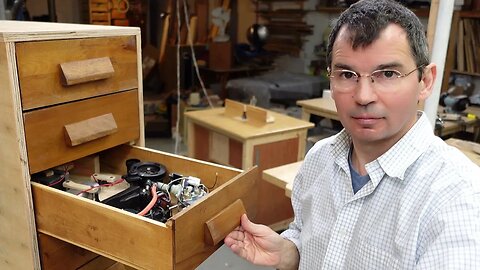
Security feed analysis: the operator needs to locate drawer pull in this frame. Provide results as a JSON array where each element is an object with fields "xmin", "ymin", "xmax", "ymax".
[
  {"xmin": 64, "ymin": 113, "xmax": 118, "ymax": 146},
  {"xmin": 60, "ymin": 57, "xmax": 115, "ymax": 86},
  {"xmin": 204, "ymin": 199, "xmax": 246, "ymax": 246}
]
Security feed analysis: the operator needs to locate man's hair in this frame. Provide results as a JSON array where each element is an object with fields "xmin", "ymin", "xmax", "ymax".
[{"xmin": 326, "ymin": 0, "xmax": 429, "ymax": 72}]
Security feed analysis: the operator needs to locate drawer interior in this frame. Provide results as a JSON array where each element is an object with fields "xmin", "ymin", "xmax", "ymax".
[{"xmin": 32, "ymin": 144, "xmax": 257, "ymax": 270}]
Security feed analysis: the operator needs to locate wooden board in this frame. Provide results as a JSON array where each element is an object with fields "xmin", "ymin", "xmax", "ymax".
[
  {"xmin": 0, "ymin": 41, "xmax": 40, "ymax": 270},
  {"xmin": 24, "ymin": 90, "xmax": 140, "ymax": 174},
  {"xmin": 185, "ymin": 108, "xmax": 313, "ymax": 141},
  {"xmin": 251, "ymin": 138, "xmax": 298, "ymax": 225},
  {"xmin": 16, "ymin": 36, "xmax": 138, "ymax": 110},
  {"xmin": 38, "ymin": 233, "xmax": 99, "ymax": 270},
  {"xmin": 172, "ymin": 167, "xmax": 258, "ymax": 270},
  {"xmin": 32, "ymin": 182, "xmax": 173, "ymax": 270}
]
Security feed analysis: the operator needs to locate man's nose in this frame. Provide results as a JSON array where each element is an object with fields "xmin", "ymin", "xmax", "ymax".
[{"xmin": 353, "ymin": 75, "xmax": 377, "ymax": 105}]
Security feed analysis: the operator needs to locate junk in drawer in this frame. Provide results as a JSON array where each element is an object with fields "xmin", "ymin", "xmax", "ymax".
[
  {"xmin": 16, "ymin": 36, "xmax": 138, "ymax": 110},
  {"xmin": 31, "ymin": 144, "xmax": 258, "ymax": 270},
  {"xmin": 23, "ymin": 90, "xmax": 140, "ymax": 174}
]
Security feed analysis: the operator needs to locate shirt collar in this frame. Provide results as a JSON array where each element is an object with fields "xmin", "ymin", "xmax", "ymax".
[
  {"xmin": 330, "ymin": 111, "xmax": 434, "ymax": 180},
  {"xmin": 377, "ymin": 111, "xmax": 434, "ymax": 180}
]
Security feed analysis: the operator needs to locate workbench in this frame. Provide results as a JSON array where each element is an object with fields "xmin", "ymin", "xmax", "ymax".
[{"xmin": 185, "ymin": 107, "xmax": 313, "ymax": 227}]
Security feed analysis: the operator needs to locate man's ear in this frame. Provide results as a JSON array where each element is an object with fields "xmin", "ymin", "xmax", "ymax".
[{"xmin": 418, "ymin": 63, "xmax": 437, "ymax": 100}]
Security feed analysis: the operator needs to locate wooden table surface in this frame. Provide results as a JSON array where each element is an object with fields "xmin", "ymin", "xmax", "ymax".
[
  {"xmin": 185, "ymin": 107, "xmax": 314, "ymax": 142},
  {"xmin": 445, "ymin": 138, "xmax": 480, "ymax": 166},
  {"xmin": 262, "ymin": 161, "xmax": 302, "ymax": 198}
]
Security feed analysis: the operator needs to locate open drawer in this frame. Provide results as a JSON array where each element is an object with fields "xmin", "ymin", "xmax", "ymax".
[{"xmin": 31, "ymin": 144, "xmax": 258, "ymax": 270}]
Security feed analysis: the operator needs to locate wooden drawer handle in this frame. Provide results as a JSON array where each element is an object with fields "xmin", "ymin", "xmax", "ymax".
[
  {"xmin": 64, "ymin": 113, "xmax": 118, "ymax": 147},
  {"xmin": 204, "ymin": 199, "xmax": 246, "ymax": 246},
  {"xmin": 60, "ymin": 57, "xmax": 114, "ymax": 86}
]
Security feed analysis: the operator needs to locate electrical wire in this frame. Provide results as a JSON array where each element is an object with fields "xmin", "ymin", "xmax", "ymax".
[
  {"xmin": 138, "ymin": 184, "xmax": 158, "ymax": 216},
  {"xmin": 181, "ymin": 0, "xmax": 214, "ymax": 108},
  {"xmin": 175, "ymin": 0, "xmax": 182, "ymax": 154},
  {"xmin": 173, "ymin": 0, "xmax": 215, "ymax": 154}
]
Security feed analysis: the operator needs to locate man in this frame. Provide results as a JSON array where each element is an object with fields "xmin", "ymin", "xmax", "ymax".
[{"xmin": 224, "ymin": 0, "xmax": 480, "ymax": 269}]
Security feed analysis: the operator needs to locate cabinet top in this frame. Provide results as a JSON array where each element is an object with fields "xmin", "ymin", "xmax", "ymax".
[{"xmin": 0, "ymin": 21, "xmax": 139, "ymax": 42}]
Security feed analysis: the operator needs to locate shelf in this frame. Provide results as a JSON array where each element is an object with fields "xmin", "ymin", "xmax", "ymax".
[{"xmin": 451, "ymin": 70, "xmax": 480, "ymax": 77}]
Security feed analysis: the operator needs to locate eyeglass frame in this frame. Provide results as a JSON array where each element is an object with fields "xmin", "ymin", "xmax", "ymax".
[{"xmin": 326, "ymin": 64, "xmax": 425, "ymax": 92}]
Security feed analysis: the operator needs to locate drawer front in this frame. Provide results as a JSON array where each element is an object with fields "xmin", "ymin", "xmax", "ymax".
[
  {"xmin": 32, "ymin": 145, "xmax": 256, "ymax": 270},
  {"xmin": 24, "ymin": 90, "xmax": 140, "ymax": 174},
  {"xmin": 16, "ymin": 36, "xmax": 138, "ymax": 110}
]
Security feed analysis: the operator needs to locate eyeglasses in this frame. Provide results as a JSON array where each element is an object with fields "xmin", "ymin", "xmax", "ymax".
[{"xmin": 327, "ymin": 65, "xmax": 424, "ymax": 93}]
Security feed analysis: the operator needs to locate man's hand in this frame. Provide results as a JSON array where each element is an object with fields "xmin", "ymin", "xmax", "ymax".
[{"xmin": 224, "ymin": 214, "xmax": 299, "ymax": 269}]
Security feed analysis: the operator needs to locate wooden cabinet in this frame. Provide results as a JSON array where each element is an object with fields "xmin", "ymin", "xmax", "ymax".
[
  {"xmin": 185, "ymin": 108, "xmax": 313, "ymax": 227},
  {"xmin": 0, "ymin": 21, "xmax": 257, "ymax": 270}
]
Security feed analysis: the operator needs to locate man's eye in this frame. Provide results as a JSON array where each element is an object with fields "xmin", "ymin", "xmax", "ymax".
[
  {"xmin": 375, "ymin": 70, "xmax": 400, "ymax": 79},
  {"xmin": 340, "ymin": 71, "xmax": 356, "ymax": 79}
]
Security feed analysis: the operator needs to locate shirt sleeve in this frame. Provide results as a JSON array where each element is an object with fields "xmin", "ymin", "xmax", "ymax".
[
  {"xmin": 280, "ymin": 166, "xmax": 305, "ymax": 252},
  {"xmin": 416, "ymin": 189, "xmax": 480, "ymax": 269}
]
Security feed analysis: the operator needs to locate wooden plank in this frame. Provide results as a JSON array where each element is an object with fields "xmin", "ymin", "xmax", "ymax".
[
  {"xmin": 229, "ymin": 138, "xmax": 243, "ymax": 168},
  {"xmin": 204, "ymin": 199, "xmax": 246, "ymax": 246},
  {"xmin": 64, "ymin": 113, "xmax": 118, "ymax": 147},
  {"xmin": 32, "ymin": 182, "xmax": 174, "ymax": 270},
  {"xmin": 441, "ymin": 11, "xmax": 460, "ymax": 92},
  {"xmin": 38, "ymin": 233, "xmax": 99, "ymax": 270},
  {"xmin": 172, "ymin": 167, "xmax": 258, "ymax": 270},
  {"xmin": 60, "ymin": 56, "xmax": 115, "ymax": 86},
  {"xmin": 0, "ymin": 42, "xmax": 40, "ymax": 270},
  {"xmin": 252, "ymin": 138, "xmax": 299, "ymax": 225},
  {"xmin": 0, "ymin": 21, "xmax": 139, "ymax": 42},
  {"xmin": 194, "ymin": 124, "xmax": 211, "ymax": 162},
  {"xmin": 24, "ymin": 90, "xmax": 140, "ymax": 174},
  {"xmin": 195, "ymin": 0, "xmax": 209, "ymax": 44},
  {"xmin": 224, "ymin": 99, "xmax": 245, "ymax": 118},
  {"xmin": 16, "ymin": 36, "xmax": 138, "ymax": 110},
  {"xmin": 209, "ymin": 131, "xmax": 230, "ymax": 165},
  {"xmin": 262, "ymin": 161, "xmax": 302, "ymax": 196}
]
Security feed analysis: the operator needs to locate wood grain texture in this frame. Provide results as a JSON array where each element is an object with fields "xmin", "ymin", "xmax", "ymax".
[
  {"xmin": 60, "ymin": 56, "xmax": 115, "ymax": 86},
  {"xmin": 204, "ymin": 199, "xmax": 246, "ymax": 246},
  {"xmin": 38, "ymin": 233, "xmax": 99, "ymax": 270},
  {"xmin": 185, "ymin": 107, "xmax": 313, "ymax": 141},
  {"xmin": 173, "ymin": 167, "xmax": 258, "ymax": 270},
  {"xmin": 16, "ymin": 36, "xmax": 138, "ymax": 110},
  {"xmin": 0, "ymin": 21, "xmax": 139, "ymax": 42},
  {"xmin": 33, "ymin": 182, "xmax": 173, "ymax": 270},
  {"xmin": 252, "ymin": 138, "xmax": 299, "ymax": 225},
  {"xmin": 24, "ymin": 90, "xmax": 140, "ymax": 174},
  {"xmin": 64, "ymin": 113, "xmax": 118, "ymax": 147},
  {"xmin": 0, "ymin": 41, "xmax": 40, "ymax": 269},
  {"xmin": 98, "ymin": 145, "xmax": 250, "ymax": 269}
]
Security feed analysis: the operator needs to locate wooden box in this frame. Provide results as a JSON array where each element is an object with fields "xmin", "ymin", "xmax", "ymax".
[
  {"xmin": 185, "ymin": 107, "xmax": 313, "ymax": 227},
  {"xmin": 0, "ymin": 21, "xmax": 256, "ymax": 270}
]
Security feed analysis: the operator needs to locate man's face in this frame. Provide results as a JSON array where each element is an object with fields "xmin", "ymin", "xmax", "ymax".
[{"xmin": 330, "ymin": 23, "xmax": 434, "ymax": 148}]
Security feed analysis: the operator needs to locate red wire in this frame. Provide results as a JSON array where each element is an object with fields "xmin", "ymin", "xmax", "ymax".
[
  {"xmin": 138, "ymin": 185, "xmax": 158, "ymax": 216},
  {"xmin": 76, "ymin": 178, "xmax": 126, "ymax": 196}
]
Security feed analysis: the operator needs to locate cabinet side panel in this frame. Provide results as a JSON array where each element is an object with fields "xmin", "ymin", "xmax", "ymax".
[
  {"xmin": 0, "ymin": 42, "xmax": 40, "ymax": 269},
  {"xmin": 252, "ymin": 138, "xmax": 299, "ymax": 226}
]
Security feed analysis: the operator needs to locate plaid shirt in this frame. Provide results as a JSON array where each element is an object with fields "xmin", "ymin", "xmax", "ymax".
[{"xmin": 282, "ymin": 112, "xmax": 480, "ymax": 269}]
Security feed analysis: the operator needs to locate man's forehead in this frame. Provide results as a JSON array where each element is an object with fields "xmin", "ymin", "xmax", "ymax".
[{"xmin": 334, "ymin": 23, "xmax": 409, "ymax": 49}]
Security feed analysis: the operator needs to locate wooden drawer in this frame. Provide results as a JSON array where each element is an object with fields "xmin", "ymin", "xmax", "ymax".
[
  {"xmin": 24, "ymin": 90, "xmax": 140, "ymax": 174},
  {"xmin": 32, "ymin": 144, "xmax": 258, "ymax": 270},
  {"xmin": 16, "ymin": 36, "xmax": 138, "ymax": 110}
]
